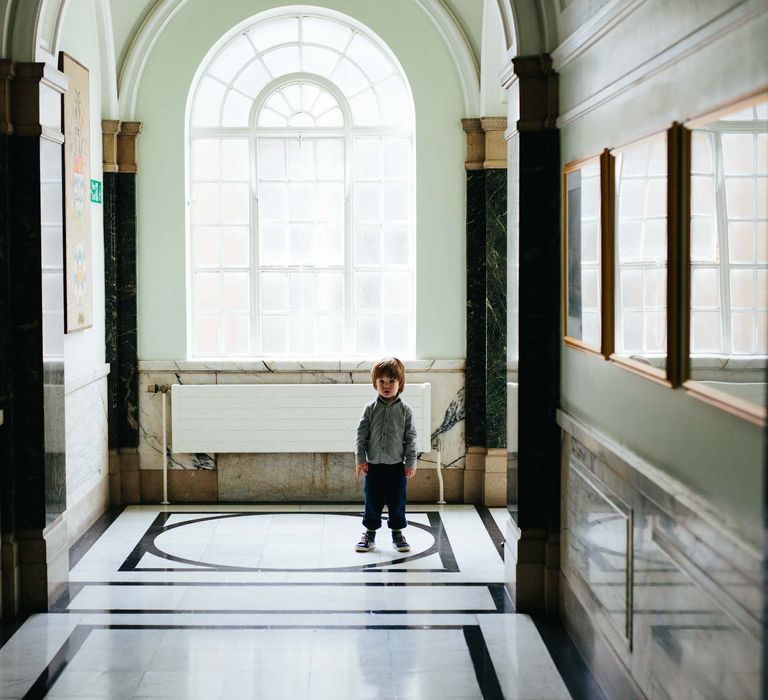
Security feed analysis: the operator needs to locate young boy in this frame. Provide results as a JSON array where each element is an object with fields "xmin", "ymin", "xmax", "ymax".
[{"xmin": 354, "ymin": 357, "xmax": 417, "ymax": 553}]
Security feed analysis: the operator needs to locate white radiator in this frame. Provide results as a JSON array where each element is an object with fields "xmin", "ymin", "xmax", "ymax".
[{"xmin": 171, "ymin": 383, "xmax": 431, "ymax": 454}]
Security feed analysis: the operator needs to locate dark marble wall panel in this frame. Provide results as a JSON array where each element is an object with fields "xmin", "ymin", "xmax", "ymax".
[
  {"xmin": 0, "ymin": 132, "xmax": 12, "ymax": 534},
  {"xmin": 485, "ymin": 169, "xmax": 507, "ymax": 449},
  {"xmin": 103, "ymin": 172, "xmax": 118, "ymax": 448},
  {"xmin": 516, "ymin": 130, "xmax": 560, "ymax": 533},
  {"xmin": 465, "ymin": 170, "xmax": 486, "ymax": 446},
  {"xmin": 8, "ymin": 136, "xmax": 47, "ymax": 529},
  {"xmin": 116, "ymin": 173, "xmax": 138, "ymax": 448}
]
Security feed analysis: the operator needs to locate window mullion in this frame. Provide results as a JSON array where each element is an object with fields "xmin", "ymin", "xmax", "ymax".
[
  {"xmin": 714, "ymin": 132, "xmax": 732, "ymax": 353},
  {"xmin": 344, "ymin": 126, "xmax": 355, "ymax": 355}
]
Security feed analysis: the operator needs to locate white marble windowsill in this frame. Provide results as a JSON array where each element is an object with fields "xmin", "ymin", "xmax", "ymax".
[{"xmin": 138, "ymin": 359, "xmax": 466, "ymax": 372}]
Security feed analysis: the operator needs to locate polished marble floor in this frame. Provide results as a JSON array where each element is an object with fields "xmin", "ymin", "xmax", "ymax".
[{"xmin": 0, "ymin": 505, "xmax": 574, "ymax": 699}]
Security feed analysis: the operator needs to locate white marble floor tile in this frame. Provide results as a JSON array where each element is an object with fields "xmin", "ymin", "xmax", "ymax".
[{"xmin": 0, "ymin": 505, "xmax": 575, "ymax": 699}]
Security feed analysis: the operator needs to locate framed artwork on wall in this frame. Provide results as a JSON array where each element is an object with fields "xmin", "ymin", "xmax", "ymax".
[
  {"xmin": 562, "ymin": 151, "xmax": 614, "ymax": 356},
  {"xmin": 683, "ymin": 90, "xmax": 768, "ymax": 425},
  {"xmin": 59, "ymin": 51, "xmax": 92, "ymax": 333},
  {"xmin": 609, "ymin": 126, "xmax": 681, "ymax": 386}
]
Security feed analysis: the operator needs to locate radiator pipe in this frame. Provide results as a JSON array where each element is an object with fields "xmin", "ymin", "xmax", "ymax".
[{"xmin": 161, "ymin": 390, "xmax": 170, "ymax": 505}]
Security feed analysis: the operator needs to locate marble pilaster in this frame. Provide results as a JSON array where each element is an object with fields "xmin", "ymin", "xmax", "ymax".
[
  {"xmin": 505, "ymin": 55, "xmax": 561, "ymax": 614},
  {"xmin": 7, "ymin": 61, "xmax": 68, "ymax": 611}
]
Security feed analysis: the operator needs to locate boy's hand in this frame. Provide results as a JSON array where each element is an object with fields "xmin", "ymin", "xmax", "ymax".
[
  {"xmin": 355, "ymin": 463, "xmax": 368, "ymax": 478},
  {"xmin": 404, "ymin": 467, "xmax": 416, "ymax": 478}
]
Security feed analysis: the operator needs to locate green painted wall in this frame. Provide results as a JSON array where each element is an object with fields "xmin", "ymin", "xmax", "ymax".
[
  {"xmin": 557, "ymin": 1, "xmax": 767, "ymax": 530},
  {"xmin": 132, "ymin": 0, "xmax": 468, "ymax": 360}
]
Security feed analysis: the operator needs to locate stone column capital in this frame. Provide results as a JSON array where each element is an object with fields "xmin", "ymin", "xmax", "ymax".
[
  {"xmin": 102, "ymin": 119, "xmax": 121, "ymax": 173},
  {"xmin": 11, "ymin": 62, "xmax": 67, "ymax": 139},
  {"xmin": 504, "ymin": 54, "xmax": 558, "ymax": 132},
  {"xmin": 0, "ymin": 59, "xmax": 14, "ymax": 135},
  {"xmin": 462, "ymin": 117, "xmax": 508, "ymax": 170},
  {"xmin": 116, "ymin": 121, "xmax": 143, "ymax": 173}
]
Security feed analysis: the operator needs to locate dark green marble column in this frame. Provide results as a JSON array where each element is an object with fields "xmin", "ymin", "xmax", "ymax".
[
  {"xmin": 103, "ymin": 170, "xmax": 119, "ymax": 449},
  {"xmin": 463, "ymin": 119, "xmax": 508, "ymax": 507}
]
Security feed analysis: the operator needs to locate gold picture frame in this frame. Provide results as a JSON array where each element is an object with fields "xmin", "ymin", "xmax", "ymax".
[
  {"xmin": 59, "ymin": 52, "xmax": 93, "ymax": 333},
  {"xmin": 682, "ymin": 90, "xmax": 768, "ymax": 425}
]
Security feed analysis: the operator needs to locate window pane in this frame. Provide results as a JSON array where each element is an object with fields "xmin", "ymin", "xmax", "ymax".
[
  {"xmin": 261, "ymin": 274, "xmax": 289, "ymax": 312},
  {"xmin": 222, "ymin": 91, "xmax": 253, "ymax": 127},
  {"xmin": 383, "ymin": 139, "xmax": 410, "ymax": 178},
  {"xmin": 258, "ymin": 108, "xmax": 288, "ymax": 128},
  {"xmin": 690, "ymin": 132, "xmax": 713, "ymax": 173},
  {"xmin": 221, "ymin": 183, "xmax": 250, "ymax": 224},
  {"xmin": 259, "ymin": 183, "xmax": 287, "ymax": 220},
  {"xmin": 301, "ymin": 17, "xmax": 351, "ymax": 50},
  {"xmin": 193, "ymin": 140, "xmax": 219, "ymax": 180},
  {"xmin": 382, "ymin": 226, "xmax": 409, "ymax": 265},
  {"xmin": 208, "ymin": 35, "xmax": 255, "ymax": 83},
  {"xmin": 317, "ymin": 272, "xmax": 344, "ymax": 313},
  {"xmin": 260, "ymin": 224, "xmax": 288, "ymax": 265},
  {"xmin": 620, "ymin": 269, "xmax": 642, "ymax": 308},
  {"xmin": 643, "ymin": 268, "xmax": 666, "ymax": 308},
  {"xmin": 288, "ymin": 183, "xmax": 316, "ymax": 221},
  {"xmin": 317, "ymin": 315, "xmax": 344, "ymax": 354},
  {"xmin": 286, "ymin": 141, "xmax": 315, "ymax": 181},
  {"xmin": 317, "ymin": 224, "xmax": 343, "ymax": 266},
  {"xmin": 383, "ymin": 315, "xmax": 409, "ymax": 354},
  {"xmin": 729, "ymin": 222, "xmax": 754, "ymax": 263},
  {"xmin": 355, "ymin": 226, "xmax": 380, "ymax": 265},
  {"xmin": 376, "ymin": 76, "xmax": 410, "ymax": 126},
  {"xmin": 290, "ymin": 273, "xmax": 318, "ymax": 311},
  {"xmin": 331, "ymin": 57, "xmax": 368, "ymax": 95},
  {"xmin": 224, "ymin": 315, "xmax": 250, "ymax": 355},
  {"xmin": 193, "ymin": 315, "xmax": 221, "ymax": 356},
  {"xmin": 248, "ymin": 16, "xmax": 298, "ymax": 50},
  {"xmin": 621, "ymin": 311, "xmax": 642, "ymax": 351},
  {"xmin": 316, "ymin": 140, "xmax": 344, "ymax": 180},
  {"xmin": 722, "ymin": 134, "xmax": 754, "ymax": 175},
  {"xmin": 383, "ymin": 182, "xmax": 409, "ymax": 221},
  {"xmin": 261, "ymin": 315, "xmax": 288, "ymax": 354},
  {"xmin": 222, "ymin": 140, "xmax": 249, "ymax": 180},
  {"xmin": 356, "ymin": 316, "xmax": 381, "ymax": 354},
  {"xmin": 192, "ymin": 183, "xmax": 219, "ymax": 224},
  {"xmin": 233, "ymin": 61, "xmax": 270, "ymax": 99},
  {"xmin": 300, "ymin": 46, "xmax": 341, "ymax": 78},
  {"xmin": 194, "ymin": 273, "xmax": 221, "ymax": 312},
  {"xmin": 692, "ymin": 311, "xmax": 721, "ymax": 353},
  {"xmin": 643, "ymin": 311, "xmax": 666, "ymax": 352},
  {"xmin": 258, "ymin": 141, "xmax": 286, "ymax": 180},
  {"xmin": 318, "ymin": 183, "xmax": 343, "ymax": 221},
  {"xmin": 725, "ymin": 178, "xmax": 754, "ymax": 219},
  {"xmin": 690, "ymin": 175, "xmax": 715, "ymax": 217},
  {"xmin": 642, "ymin": 219, "xmax": 666, "ymax": 259},
  {"xmin": 383, "ymin": 272, "xmax": 410, "ymax": 312},
  {"xmin": 289, "ymin": 223, "xmax": 313, "ymax": 265},
  {"xmin": 354, "ymin": 139, "xmax": 381, "ymax": 179},
  {"xmin": 692, "ymin": 268, "xmax": 719, "ymax": 308},
  {"xmin": 355, "ymin": 272, "xmax": 381, "ymax": 311},
  {"xmin": 757, "ymin": 222, "xmax": 768, "ymax": 264},
  {"xmin": 222, "ymin": 272, "xmax": 249, "ymax": 312},
  {"xmin": 261, "ymin": 46, "xmax": 300, "ymax": 77},
  {"xmin": 346, "ymin": 34, "xmax": 392, "ymax": 82},
  {"xmin": 691, "ymin": 217, "xmax": 718, "ymax": 262},
  {"xmin": 315, "ymin": 107, "xmax": 343, "ymax": 127},
  {"xmin": 349, "ymin": 89, "xmax": 381, "ymax": 126},
  {"xmin": 193, "ymin": 78, "xmax": 225, "ymax": 126},
  {"xmin": 289, "ymin": 316, "xmax": 315, "ymax": 354},
  {"xmin": 221, "ymin": 227, "xmax": 249, "ymax": 267},
  {"xmin": 355, "ymin": 183, "xmax": 381, "ymax": 221},
  {"xmin": 731, "ymin": 312, "xmax": 754, "ymax": 353},
  {"xmin": 757, "ymin": 134, "xmax": 768, "ymax": 174},
  {"xmin": 730, "ymin": 269, "xmax": 754, "ymax": 308},
  {"xmin": 193, "ymin": 227, "xmax": 220, "ymax": 267}
]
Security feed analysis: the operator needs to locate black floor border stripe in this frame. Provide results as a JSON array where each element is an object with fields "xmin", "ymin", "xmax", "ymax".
[
  {"xmin": 463, "ymin": 626, "xmax": 505, "ymax": 699},
  {"xmin": 22, "ymin": 623, "xmax": 504, "ymax": 699},
  {"xmin": 58, "ymin": 608, "xmax": 507, "ymax": 615},
  {"xmin": 69, "ymin": 507, "xmax": 124, "ymax": 570},
  {"xmin": 475, "ymin": 505, "xmax": 506, "ymax": 560}
]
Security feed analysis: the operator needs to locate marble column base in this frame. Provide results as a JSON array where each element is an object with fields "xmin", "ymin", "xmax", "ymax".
[
  {"xmin": 108, "ymin": 449, "xmax": 121, "ymax": 505},
  {"xmin": 141, "ymin": 469, "xmax": 218, "ymax": 503},
  {"xmin": 118, "ymin": 449, "xmax": 141, "ymax": 504},
  {"xmin": 407, "ymin": 467, "xmax": 463, "ymax": 503},
  {"xmin": 18, "ymin": 517, "xmax": 68, "ymax": 611},
  {"xmin": 463, "ymin": 447, "xmax": 486, "ymax": 504},
  {"xmin": 1, "ymin": 534, "xmax": 21, "ymax": 616},
  {"xmin": 483, "ymin": 448, "xmax": 507, "ymax": 506},
  {"xmin": 515, "ymin": 527, "xmax": 559, "ymax": 616}
]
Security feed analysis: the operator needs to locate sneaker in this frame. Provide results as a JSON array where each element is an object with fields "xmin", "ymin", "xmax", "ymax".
[
  {"xmin": 392, "ymin": 531, "xmax": 410, "ymax": 552},
  {"xmin": 355, "ymin": 532, "xmax": 375, "ymax": 552}
]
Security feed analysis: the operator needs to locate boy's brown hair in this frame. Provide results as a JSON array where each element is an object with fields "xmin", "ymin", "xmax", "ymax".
[{"xmin": 370, "ymin": 357, "xmax": 406, "ymax": 395}]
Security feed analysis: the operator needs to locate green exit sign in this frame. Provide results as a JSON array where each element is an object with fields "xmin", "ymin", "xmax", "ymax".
[{"xmin": 90, "ymin": 179, "xmax": 102, "ymax": 204}]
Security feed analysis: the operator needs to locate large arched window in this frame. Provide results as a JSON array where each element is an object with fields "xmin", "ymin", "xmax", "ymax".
[{"xmin": 187, "ymin": 12, "xmax": 415, "ymax": 358}]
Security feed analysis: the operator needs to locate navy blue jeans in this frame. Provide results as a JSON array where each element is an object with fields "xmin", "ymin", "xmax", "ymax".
[{"xmin": 362, "ymin": 463, "xmax": 407, "ymax": 531}]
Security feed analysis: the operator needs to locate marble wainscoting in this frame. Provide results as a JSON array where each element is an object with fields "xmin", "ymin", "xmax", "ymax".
[
  {"xmin": 137, "ymin": 361, "xmax": 466, "ymax": 504},
  {"xmin": 557, "ymin": 410, "xmax": 762, "ymax": 700},
  {"xmin": 64, "ymin": 365, "xmax": 110, "ymax": 544}
]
